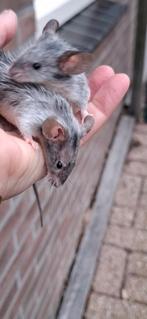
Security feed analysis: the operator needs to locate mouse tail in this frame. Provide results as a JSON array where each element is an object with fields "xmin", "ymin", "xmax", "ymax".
[{"xmin": 32, "ymin": 183, "xmax": 43, "ymax": 227}]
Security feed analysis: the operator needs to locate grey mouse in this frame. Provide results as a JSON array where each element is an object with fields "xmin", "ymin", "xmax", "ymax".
[
  {"xmin": 9, "ymin": 19, "xmax": 93, "ymax": 120},
  {"xmin": 0, "ymin": 50, "xmax": 94, "ymax": 187}
]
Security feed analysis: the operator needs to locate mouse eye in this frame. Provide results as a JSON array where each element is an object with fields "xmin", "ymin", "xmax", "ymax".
[
  {"xmin": 32, "ymin": 63, "xmax": 41, "ymax": 70},
  {"xmin": 56, "ymin": 161, "xmax": 63, "ymax": 169}
]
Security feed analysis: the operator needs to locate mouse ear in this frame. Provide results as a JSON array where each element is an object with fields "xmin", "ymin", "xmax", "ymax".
[
  {"xmin": 42, "ymin": 19, "xmax": 59, "ymax": 34},
  {"xmin": 81, "ymin": 114, "xmax": 95, "ymax": 137},
  {"xmin": 58, "ymin": 51, "xmax": 92, "ymax": 75},
  {"xmin": 42, "ymin": 118, "xmax": 67, "ymax": 142}
]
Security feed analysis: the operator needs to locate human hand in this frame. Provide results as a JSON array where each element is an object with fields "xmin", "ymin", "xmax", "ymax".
[{"xmin": 0, "ymin": 10, "xmax": 130, "ymax": 200}]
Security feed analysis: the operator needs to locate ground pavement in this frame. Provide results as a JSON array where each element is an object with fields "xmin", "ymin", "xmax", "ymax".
[{"xmin": 84, "ymin": 123, "xmax": 147, "ymax": 319}]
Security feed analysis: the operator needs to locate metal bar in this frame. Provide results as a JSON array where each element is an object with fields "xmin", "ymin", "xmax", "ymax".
[{"xmin": 130, "ymin": 0, "xmax": 147, "ymax": 120}]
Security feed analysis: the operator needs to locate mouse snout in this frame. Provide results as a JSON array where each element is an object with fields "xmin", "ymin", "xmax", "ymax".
[
  {"xmin": 58, "ymin": 162, "xmax": 75, "ymax": 185},
  {"xmin": 58, "ymin": 174, "xmax": 68, "ymax": 186},
  {"xmin": 48, "ymin": 174, "xmax": 62, "ymax": 188},
  {"xmin": 9, "ymin": 63, "xmax": 30, "ymax": 82},
  {"xmin": 9, "ymin": 65, "xmax": 23, "ymax": 81},
  {"xmin": 48, "ymin": 163, "xmax": 75, "ymax": 187}
]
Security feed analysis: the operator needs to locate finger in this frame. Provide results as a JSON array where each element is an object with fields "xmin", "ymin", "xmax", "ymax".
[
  {"xmin": 81, "ymin": 103, "xmax": 105, "ymax": 145},
  {"xmin": 81, "ymin": 73, "xmax": 130, "ymax": 145},
  {"xmin": 88, "ymin": 65, "xmax": 115, "ymax": 99},
  {"xmin": 0, "ymin": 128, "xmax": 45, "ymax": 199},
  {"xmin": 0, "ymin": 10, "xmax": 17, "ymax": 47},
  {"xmin": 92, "ymin": 73, "xmax": 130, "ymax": 117}
]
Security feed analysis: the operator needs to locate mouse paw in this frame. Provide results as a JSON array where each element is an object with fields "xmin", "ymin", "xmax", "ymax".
[{"xmin": 23, "ymin": 136, "xmax": 39, "ymax": 150}]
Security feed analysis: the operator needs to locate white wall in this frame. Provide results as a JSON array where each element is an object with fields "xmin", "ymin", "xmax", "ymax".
[{"xmin": 34, "ymin": 0, "xmax": 95, "ymax": 35}]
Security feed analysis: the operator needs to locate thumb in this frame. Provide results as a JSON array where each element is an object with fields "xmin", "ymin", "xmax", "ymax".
[{"xmin": 0, "ymin": 10, "xmax": 17, "ymax": 48}]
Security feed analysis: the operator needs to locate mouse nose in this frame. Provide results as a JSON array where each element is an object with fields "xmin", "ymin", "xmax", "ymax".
[
  {"xmin": 9, "ymin": 65, "xmax": 21, "ymax": 78},
  {"xmin": 59, "ymin": 162, "xmax": 75, "ymax": 185},
  {"xmin": 9, "ymin": 64, "xmax": 28, "ymax": 82},
  {"xmin": 9, "ymin": 66, "xmax": 17, "ymax": 76}
]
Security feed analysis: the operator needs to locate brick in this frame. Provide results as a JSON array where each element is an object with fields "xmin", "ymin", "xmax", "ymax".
[
  {"xmin": 105, "ymin": 225, "xmax": 134, "ymax": 249},
  {"xmin": 135, "ymin": 124, "xmax": 147, "ymax": 135},
  {"xmin": 9, "ymin": 268, "xmax": 36, "ymax": 318},
  {"xmin": 93, "ymin": 245, "xmax": 126, "ymax": 297},
  {"xmin": 133, "ymin": 132, "xmax": 147, "ymax": 146},
  {"xmin": 128, "ymin": 146, "xmax": 147, "ymax": 162},
  {"xmin": 128, "ymin": 252, "xmax": 147, "ymax": 277},
  {"xmin": 124, "ymin": 161, "xmax": 147, "ymax": 177},
  {"xmin": 0, "ymin": 200, "xmax": 11, "ymax": 226},
  {"xmin": 114, "ymin": 174, "xmax": 141, "ymax": 208},
  {"xmin": 143, "ymin": 179, "xmax": 147, "ymax": 193},
  {"xmin": 139, "ymin": 193, "xmax": 147, "ymax": 208},
  {"xmin": 86, "ymin": 293, "xmax": 147, "ymax": 319},
  {"xmin": 16, "ymin": 202, "xmax": 37, "ymax": 244},
  {"xmin": 133, "ymin": 230, "xmax": 147, "ymax": 252},
  {"xmin": 124, "ymin": 276, "xmax": 147, "ymax": 303},
  {"xmin": 0, "ymin": 232, "xmax": 41, "ymax": 305},
  {"xmin": 110, "ymin": 206, "xmax": 135, "ymax": 226},
  {"xmin": 0, "ymin": 189, "xmax": 34, "ymax": 251},
  {"xmin": 135, "ymin": 207, "xmax": 147, "ymax": 230},
  {"xmin": 105, "ymin": 225, "xmax": 147, "ymax": 252},
  {"xmin": 15, "ymin": 233, "xmax": 33, "ymax": 276},
  {"xmin": 0, "ymin": 281, "xmax": 17, "ymax": 318},
  {"xmin": 0, "ymin": 237, "xmax": 14, "ymax": 277}
]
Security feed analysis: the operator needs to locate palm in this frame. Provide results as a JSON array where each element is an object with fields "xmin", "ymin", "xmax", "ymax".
[{"xmin": 0, "ymin": 10, "xmax": 130, "ymax": 199}]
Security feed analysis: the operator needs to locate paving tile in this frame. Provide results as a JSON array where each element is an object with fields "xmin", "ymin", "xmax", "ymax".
[
  {"xmin": 105, "ymin": 225, "xmax": 147, "ymax": 252},
  {"xmin": 128, "ymin": 146, "xmax": 147, "ymax": 162},
  {"xmin": 124, "ymin": 161, "xmax": 147, "ymax": 177},
  {"xmin": 139, "ymin": 193, "xmax": 147, "ymax": 208},
  {"xmin": 85, "ymin": 123, "xmax": 147, "ymax": 319},
  {"xmin": 110, "ymin": 206, "xmax": 135, "ymax": 226},
  {"xmin": 114, "ymin": 174, "xmax": 141, "ymax": 208},
  {"xmin": 124, "ymin": 275, "xmax": 147, "ymax": 304},
  {"xmin": 127, "ymin": 252, "xmax": 147, "ymax": 277},
  {"xmin": 135, "ymin": 124, "xmax": 147, "ymax": 135},
  {"xmin": 133, "ymin": 132, "xmax": 147, "ymax": 146},
  {"xmin": 85, "ymin": 293, "xmax": 147, "ymax": 319},
  {"xmin": 133, "ymin": 229, "xmax": 147, "ymax": 252},
  {"xmin": 135, "ymin": 207, "xmax": 147, "ymax": 230},
  {"xmin": 143, "ymin": 179, "xmax": 147, "ymax": 193},
  {"xmin": 93, "ymin": 245, "xmax": 126, "ymax": 297},
  {"xmin": 104, "ymin": 225, "xmax": 134, "ymax": 249}
]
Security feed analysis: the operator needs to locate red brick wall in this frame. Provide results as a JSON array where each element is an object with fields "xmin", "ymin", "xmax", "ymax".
[{"xmin": 0, "ymin": 1, "xmax": 137, "ymax": 318}]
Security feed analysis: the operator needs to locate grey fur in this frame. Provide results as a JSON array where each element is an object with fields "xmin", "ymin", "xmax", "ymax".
[
  {"xmin": 0, "ymin": 21, "xmax": 94, "ymax": 186},
  {"xmin": 9, "ymin": 23, "xmax": 91, "ymax": 114},
  {"xmin": 0, "ymin": 50, "xmax": 94, "ymax": 186}
]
